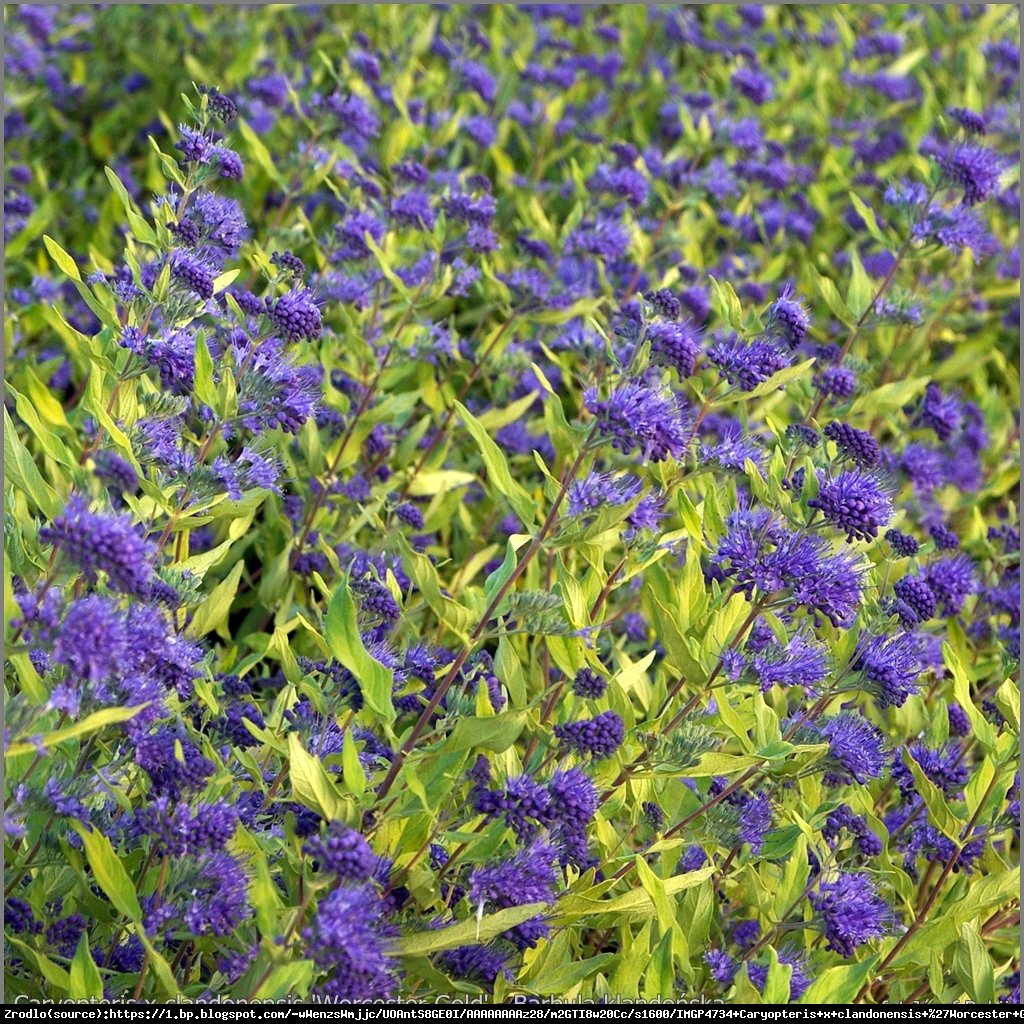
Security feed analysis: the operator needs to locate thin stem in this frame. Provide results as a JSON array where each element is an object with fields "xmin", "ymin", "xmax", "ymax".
[
  {"xmin": 292, "ymin": 271, "xmax": 433, "ymax": 561},
  {"xmin": 5, "ymin": 712, "xmax": 68, "ymax": 809},
  {"xmin": 374, "ymin": 427, "xmax": 598, "ymax": 805},
  {"xmin": 133, "ymin": 856, "xmax": 169, "ymax": 1000},
  {"xmin": 247, "ymin": 889, "xmax": 315, "ymax": 999},
  {"xmin": 854, "ymin": 766, "xmax": 1006, "ymax": 1004},
  {"xmin": 396, "ymin": 308, "xmax": 523, "ymax": 502}
]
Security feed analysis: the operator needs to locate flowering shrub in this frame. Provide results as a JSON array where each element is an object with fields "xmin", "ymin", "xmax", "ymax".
[{"xmin": 4, "ymin": 3, "xmax": 1020, "ymax": 1006}]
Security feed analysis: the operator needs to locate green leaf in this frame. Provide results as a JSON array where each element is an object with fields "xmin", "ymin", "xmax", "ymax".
[
  {"xmin": 324, "ymin": 577, "xmax": 396, "ymax": 728},
  {"xmin": 846, "ymin": 248, "xmax": 874, "ymax": 320},
  {"xmin": 342, "ymin": 727, "xmax": 367, "ymax": 798},
  {"xmin": 394, "ymin": 535, "xmax": 475, "ymax": 641},
  {"xmin": 848, "ymin": 192, "xmax": 890, "ymax": 247},
  {"xmin": 440, "ymin": 710, "xmax": 528, "ymax": 754},
  {"xmin": 954, "ymin": 923, "xmax": 995, "ymax": 1005},
  {"xmin": 814, "ymin": 272, "xmax": 855, "ymax": 325},
  {"xmin": 5, "ymin": 706, "xmax": 148, "ymax": 758},
  {"xmin": 69, "ymin": 934, "xmax": 103, "ymax": 1000},
  {"xmin": 395, "ymin": 902, "xmax": 549, "ymax": 956},
  {"xmin": 43, "ymin": 234, "xmax": 81, "ymax": 281},
  {"xmin": 455, "ymin": 401, "xmax": 538, "ymax": 527},
  {"xmin": 187, "ymin": 560, "xmax": 245, "ymax": 639},
  {"xmin": 104, "ymin": 166, "xmax": 157, "ymax": 244},
  {"xmin": 193, "ymin": 333, "xmax": 219, "ymax": 411},
  {"xmin": 70, "ymin": 822, "xmax": 142, "ymax": 921},
  {"xmin": 798, "ymin": 956, "xmax": 877, "ymax": 1004},
  {"xmin": 719, "ymin": 359, "xmax": 816, "ymax": 402},
  {"xmin": 132, "ymin": 926, "xmax": 181, "ymax": 998},
  {"xmin": 687, "ymin": 751, "xmax": 764, "ymax": 777},
  {"xmin": 484, "ymin": 538, "xmax": 520, "ymax": 606},
  {"xmin": 250, "ymin": 960, "xmax": 314, "ymax": 1000},
  {"xmin": 944, "ymin": 643, "xmax": 996, "ymax": 751},
  {"xmin": 286, "ymin": 732, "xmax": 348, "ymax": 820},
  {"xmin": 848, "ymin": 376, "xmax": 930, "ymax": 416},
  {"xmin": 7, "ymin": 937, "xmax": 71, "ymax": 992},
  {"xmin": 4, "ymin": 406, "xmax": 62, "ymax": 518},
  {"xmin": 904, "ymin": 751, "xmax": 964, "ymax": 840},
  {"xmin": 526, "ymin": 953, "xmax": 617, "ymax": 997},
  {"xmin": 238, "ymin": 118, "xmax": 283, "ymax": 185}
]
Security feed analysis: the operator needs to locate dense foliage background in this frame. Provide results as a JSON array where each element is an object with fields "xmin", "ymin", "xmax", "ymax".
[{"xmin": 3, "ymin": 3, "xmax": 1020, "ymax": 1006}]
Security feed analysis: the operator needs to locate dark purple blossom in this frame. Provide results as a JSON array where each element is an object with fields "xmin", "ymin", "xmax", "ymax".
[
  {"xmin": 584, "ymin": 383, "xmax": 690, "ymax": 463},
  {"xmin": 810, "ymin": 873, "xmax": 889, "ymax": 956},
  {"xmin": 304, "ymin": 884, "xmax": 395, "ymax": 1001},
  {"xmin": 853, "ymin": 633, "xmax": 923, "ymax": 709},
  {"xmin": 266, "ymin": 287, "xmax": 323, "ymax": 342},
  {"xmin": 939, "ymin": 142, "xmax": 1005, "ymax": 205},
  {"xmin": 303, "ymin": 822, "xmax": 376, "ymax": 881},
  {"xmin": 40, "ymin": 496, "xmax": 154, "ymax": 597},
  {"xmin": 818, "ymin": 713, "xmax": 888, "ymax": 785},
  {"xmin": 707, "ymin": 333, "xmax": 791, "ymax": 392},
  {"xmin": 823, "ymin": 422, "xmax": 881, "ymax": 468},
  {"xmin": 809, "ymin": 470, "xmax": 893, "ymax": 542},
  {"xmin": 923, "ymin": 555, "xmax": 977, "ymax": 616},
  {"xmin": 554, "ymin": 711, "xmax": 625, "ymax": 760}
]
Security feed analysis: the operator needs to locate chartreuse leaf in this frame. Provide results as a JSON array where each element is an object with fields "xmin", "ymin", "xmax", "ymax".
[
  {"xmin": 132, "ymin": 926, "xmax": 181, "ymax": 997},
  {"xmin": 251, "ymin": 961, "xmax": 315, "ymax": 1000},
  {"xmin": 719, "ymin": 359, "xmax": 816, "ymax": 403},
  {"xmin": 324, "ymin": 575, "xmax": 396, "ymax": 729},
  {"xmin": 7, "ymin": 387, "xmax": 73, "ymax": 468},
  {"xmin": 341, "ymin": 727, "xmax": 367, "ymax": 798},
  {"xmin": 994, "ymin": 678, "xmax": 1019, "ymax": 735},
  {"xmin": 286, "ymin": 733, "xmax": 349, "ymax": 821},
  {"xmin": 69, "ymin": 934, "xmax": 103, "ymax": 1000},
  {"xmin": 43, "ymin": 234, "xmax": 81, "ymax": 281},
  {"xmin": 4, "ymin": 406, "xmax": 62, "ymax": 518},
  {"xmin": 187, "ymin": 560, "xmax": 245, "ymax": 639},
  {"xmin": 238, "ymin": 118, "xmax": 284, "ymax": 185},
  {"xmin": 798, "ymin": 956, "xmax": 878, "ymax": 1004},
  {"xmin": 193, "ymin": 333, "xmax": 219, "ymax": 410},
  {"xmin": 816, "ymin": 270, "xmax": 856, "ymax": 324},
  {"xmin": 849, "ymin": 376, "xmax": 929, "ymax": 416},
  {"xmin": 555, "ymin": 865, "xmax": 715, "ymax": 924},
  {"xmin": 904, "ymin": 751, "xmax": 963, "ymax": 840},
  {"xmin": 394, "ymin": 534, "xmax": 474, "ymax": 641},
  {"xmin": 70, "ymin": 822, "xmax": 142, "ymax": 921},
  {"xmin": 5, "ymin": 706, "xmax": 147, "ymax": 758},
  {"xmin": 848, "ymin": 191, "xmax": 890, "ymax": 246},
  {"xmin": 760, "ymin": 947, "xmax": 793, "ymax": 1004},
  {"xmin": 634, "ymin": 856, "xmax": 676, "ymax": 935},
  {"xmin": 455, "ymin": 400, "xmax": 538, "ymax": 527},
  {"xmin": 441, "ymin": 710, "xmax": 528, "ymax": 754},
  {"xmin": 104, "ymin": 166, "xmax": 157, "ymax": 244},
  {"xmin": 709, "ymin": 275, "xmax": 743, "ymax": 329},
  {"xmin": 22, "ymin": 367, "xmax": 71, "ymax": 428},
  {"xmin": 846, "ymin": 247, "xmax": 874, "ymax": 319},
  {"xmin": 944, "ymin": 642, "xmax": 997, "ymax": 750},
  {"xmin": 395, "ymin": 903, "xmax": 549, "ymax": 956},
  {"xmin": 7, "ymin": 938, "xmax": 70, "ymax": 991},
  {"xmin": 889, "ymin": 867, "xmax": 1020, "ymax": 968},
  {"xmin": 954, "ymin": 923, "xmax": 995, "ymax": 1005}
]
